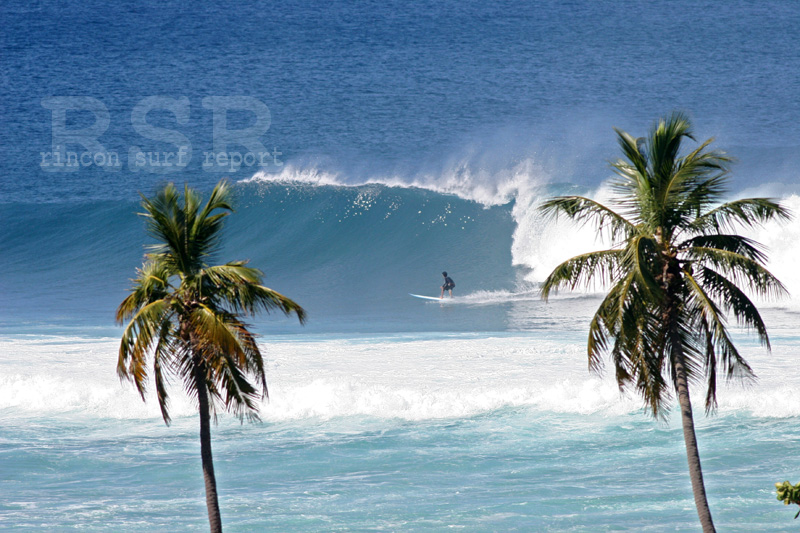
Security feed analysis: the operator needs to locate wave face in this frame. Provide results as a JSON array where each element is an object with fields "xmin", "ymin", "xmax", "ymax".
[
  {"xmin": 2, "ymin": 174, "xmax": 799, "ymax": 335},
  {"xmin": 242, "ymin": 167, "xmax": 800, "ymax": 310},
  {"xmin": 1, "ymin": 181, "xmax": 518, "ymax": 334}
]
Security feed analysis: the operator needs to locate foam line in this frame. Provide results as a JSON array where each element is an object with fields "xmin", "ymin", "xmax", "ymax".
[{"xmin": 2, "ymin": 335, "xmax": 797, "ymax": 422}]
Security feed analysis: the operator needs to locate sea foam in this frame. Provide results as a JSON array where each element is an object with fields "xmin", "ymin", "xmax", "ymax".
[{"xmin": 2, "ymin": 334, "xmax": 797, "ymax": 423}]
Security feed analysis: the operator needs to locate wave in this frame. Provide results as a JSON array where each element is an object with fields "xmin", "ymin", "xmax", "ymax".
[
  {"xmin": 2, "ymin": 160, "xmax": 798, "ymax": 335},
  {"xmin": 243, "ymin": 164, "xmax": 800, "ymax": 300},
  {"xmin": 242, "ymin": 157, "xmax": 550, "ymax": 207},
  {"xmin": 737, "ymin": 193, "xmax": 800, "ymax": 302}
]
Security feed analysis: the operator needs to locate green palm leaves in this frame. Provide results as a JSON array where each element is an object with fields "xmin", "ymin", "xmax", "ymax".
[
  {"xmin": 775, "ymin": 481, "xmax": 800, "ymax": 519},
  {"xmin": 116, "ymin": 180, "xmax": 305, "ymax": 424},
  {"xmin": 540, "ymin": 112, "xmax": 789, "ymax": 416},
  {"xmin": 539, "ymin": 113, "xmax": 790, "ymax": 531}
]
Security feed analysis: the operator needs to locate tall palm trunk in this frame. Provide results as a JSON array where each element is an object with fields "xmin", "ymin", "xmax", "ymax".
[
  {"xmin": 672, "ymin": 334, "xmax": 715, "ymax": 532},
  {"xmin": 663, "ymin": 257, "xmax": 715, "ymax": 532},
  {"xmin": 195, "ymin": 360, "xmax": 223, "ymax": 533}
]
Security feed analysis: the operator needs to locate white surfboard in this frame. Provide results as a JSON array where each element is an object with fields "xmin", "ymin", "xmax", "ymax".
[{"xmin": 409, "ymin": 293, "xmax": 451, "ymax": 301}]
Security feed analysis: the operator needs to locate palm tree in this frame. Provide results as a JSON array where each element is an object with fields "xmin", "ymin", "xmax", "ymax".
[
  {"xmin": 116, "ymin": 180, "xmax": 305, "ymax": 533},
  {"xmin": 539, "ymin": 113, "xmax": 790, "ymax": 532}
]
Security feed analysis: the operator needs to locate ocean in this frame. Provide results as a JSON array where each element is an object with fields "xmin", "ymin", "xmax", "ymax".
[{"xmin": 1, "ymin": 0, "xmax": 799, "ymax": 530}]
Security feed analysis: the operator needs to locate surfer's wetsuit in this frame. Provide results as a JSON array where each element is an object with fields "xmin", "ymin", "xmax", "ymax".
[{"xmin": 441, "ymin": 271, "xmax": 455, "ymax": 298}]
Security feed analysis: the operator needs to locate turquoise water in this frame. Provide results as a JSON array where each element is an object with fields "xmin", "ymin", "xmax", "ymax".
[
  {"xmin": 2, "ymin": 330, "xmax": 798, "ymax": 530},
  {"xmin": 2, "ymin": 0, "xmax": 799, "ymax": 530},
  {"xmin": 2, "ymin": 411, "xmax": 797, "ymax": 531}
]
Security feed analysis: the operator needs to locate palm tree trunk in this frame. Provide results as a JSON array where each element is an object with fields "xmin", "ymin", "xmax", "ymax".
[
  {"xmin": 662, "ymin": 257, "xmax": 715, "ymax": 532},
  {"xmin": 673, "ymin": 349, "xmax": 715, "ymax": 532},
  {"xmin": 195, "ymin": 361, "xmax": 223, "ymax": 533}
]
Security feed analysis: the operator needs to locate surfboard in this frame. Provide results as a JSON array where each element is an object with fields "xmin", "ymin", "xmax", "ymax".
[{"xmin": 409, "ymin": 293, "xmax": 449, "ymax": 301}]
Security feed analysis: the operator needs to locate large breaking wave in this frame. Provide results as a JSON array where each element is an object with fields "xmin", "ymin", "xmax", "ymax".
[
  {"xmin": 242, "ymin": 162, "xmax": 800, "ymax": 300},
  {"xmin": 1, "ymin": 158, "xmax": 798, "ymax": 335}
]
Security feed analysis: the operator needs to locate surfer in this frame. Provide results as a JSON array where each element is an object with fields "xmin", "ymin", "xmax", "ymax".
[{"xmin": 441, "ymin": 271, "xmax": 455, "ymax": 299}]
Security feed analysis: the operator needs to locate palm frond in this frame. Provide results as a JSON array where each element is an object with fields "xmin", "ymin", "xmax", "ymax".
[
  {"xmin": 585, "ymin": 267, "xmax": 672, "ymax": 418},
  {"xmin": 199, "ymin": 263, "xmax": 304, "ymax": 322},
  {"xmin": 688, "ymin": 247, "xmax": 787, "ymax": 298},
  {"xmin": 696, "ymin": 266, "xmax": 771, "ymax": 348},
  {"xmin": 540, "ymin": 249, "xmax": 624, "ymax": 299},
  {"xmin": 683, "ymin": 272, "xmax": 756, "ymax": 412},
  {"xmin": 139, "ymin": 181, "xmax": 235, "ymax": 275},
  {"xmin": 664, "ymin": 142, "xmax": 730, "ymax": 232},
  {"xmin": 118, "ymin": 299, "xmax": 172, "ymax": 397},
  {"xmin": 680, "ymin": 234, "xmax": 767, "ymax": 263},
  {"xmin": 189, "ymin": 304, "xmax": 267, "ymax": 417},
  {"xmin": 612, "ymin": 128, "xmax": 647, "ymax": 179},
  {"xmin": 587, "ymin": 288, "xmax": 619, "ymax": 373},
  {"xmin": 190, "ymin": 305, "xmax": 249, "ymax": 361},
  {"xmin": 620, "ymin": 301, "xmax": 670, "ymax": 418},
  {"xmin": 213, "ymin": 349, "xmax": 262, "ymax": 421},
  {"xmin": 648, "ymin": 112, "xmax": 692, "ymax": 188},
  {"xmin": 187, "ymin": 181, "xmax": 233, "ymax": 266},
  {"xmin": 587, "ymin": 272, "xmax": 633, "ymax": 373},
  {"xmin": 140, "ymin": 183, "xmax": 188, "ymax": 270},
  {"xmin": 116, "ymin": 258, "xmax": 174, "ymax": 323},
  {"xmin": 152, "ymin": 320, "xmax": 177, "ymax": 424},
  {"xmin": 623, "ymin": 234, "xmax": 662, "ymax": 299},
  {"xmin": 197, "ymin": 180, "xmax": 234, "ymax": 222},
  {"xmin": 538, "ymin": 196, "xmax": 634, "ymax": 242},
  {"xmin": 691, "ymin": 198, "xmax": 792, "ymax": 234}
]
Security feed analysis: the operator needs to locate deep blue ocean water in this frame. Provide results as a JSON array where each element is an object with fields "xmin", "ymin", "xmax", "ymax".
[{"xmin": 1, "ymin": 0, "xmax": 799, "ymax": 530}]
